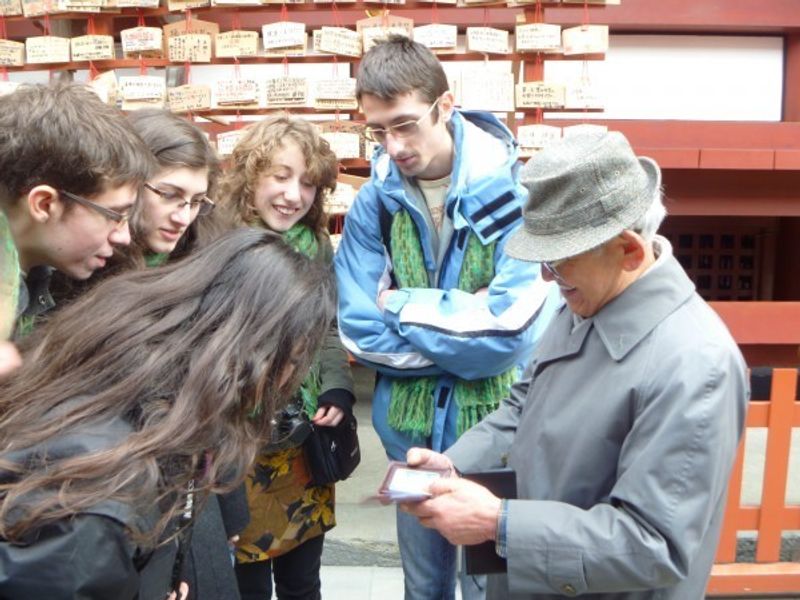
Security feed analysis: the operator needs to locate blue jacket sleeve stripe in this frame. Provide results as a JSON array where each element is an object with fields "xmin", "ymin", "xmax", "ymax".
[{"xmin": 394, "ymin": 276, "xmax": 551, "ymax": 338}]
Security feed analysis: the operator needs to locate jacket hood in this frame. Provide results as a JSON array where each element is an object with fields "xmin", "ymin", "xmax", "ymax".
[
  {"xmin": 370, "ymin": 109, "xmax": 518, "ymax": 190},
  {"xmin": 369, "ymin": 109, "xmax": 523, "ymax": 244}
]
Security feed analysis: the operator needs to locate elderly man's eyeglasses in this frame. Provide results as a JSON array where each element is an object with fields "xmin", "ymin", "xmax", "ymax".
[
  {"xmin": 144, "ymin": 183, "xmax": 215, "ymax": 217},
  {"xmin": 542, "ymin": 258, "xmax": 568, "ymax": 283},
  {"xmin": 58, "ymin": 189, "xmax": 130, "ymax": 230},
  {"xmin": 363, "ymin": 97, "xmax": 442, "ymax": 144}
]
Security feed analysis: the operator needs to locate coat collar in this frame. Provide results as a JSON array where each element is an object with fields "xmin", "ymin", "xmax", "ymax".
[
  {"xmin": 536, "ymin": 237, "xmax": 696, "ymax": 365},
  {"xmin": 534, "ymin": 306, "xmax": 593, "ymax": 368},
  {"xmin": 592, "ymin": 236, "xmax": 695, "ymax": 361}
]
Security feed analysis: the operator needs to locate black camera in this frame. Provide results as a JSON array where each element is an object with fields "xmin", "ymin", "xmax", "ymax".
[{"xmin": 267, "ymin": 398, "xmax": 312, "ymax": 451}]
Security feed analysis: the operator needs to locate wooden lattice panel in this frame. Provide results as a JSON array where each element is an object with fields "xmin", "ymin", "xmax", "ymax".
[{"xmin": 662, "ymin": 217, "xmax": 777, "ymax": 302}]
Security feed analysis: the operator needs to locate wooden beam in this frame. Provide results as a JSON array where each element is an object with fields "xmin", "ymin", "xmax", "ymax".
[
  {"xmin": 660, "ymin": 171, "xmax": 800, "ymax": 216},
  {"xmin": 709, "ymin": 563, "xmax": 800, "ymax": 596},
  {"xmin": 785, "ymin": 35, "xmax": 800, "ymax": 121},
  {"xmin": 532, "ymin": 121, "xmax": 800, "ymax": 170},
  {"xmin": 540, "ymin": 120, "xmax": 800, "ymax": 151},
  {"xmin": 544, "ymin": 0, "xmax": 800, "ymax": 34},
  {"xmin": 709, "ymin": 302, "xmax": 800, "ymax": 345}
]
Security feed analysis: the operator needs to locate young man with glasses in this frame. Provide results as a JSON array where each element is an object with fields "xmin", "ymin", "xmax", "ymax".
[
  {"xmin": 335, "ymin": 36, "xmax": 560, "ymax": 600},
  {"xmin": 0, "ymin": 83, "xmax": 153, "ymax": 337}
]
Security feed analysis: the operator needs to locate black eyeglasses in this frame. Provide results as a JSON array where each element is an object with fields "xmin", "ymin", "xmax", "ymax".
[
  {"xmin": 363, "ymin": 97, "xmax": 442, "ymax": 144},
  {"xmin": 58, "ymin": 189, "xmax": 130, "ymax": 230},
  {"xmin": 144, "ymin": 183, "xmax": 215, "ymax": 216}
]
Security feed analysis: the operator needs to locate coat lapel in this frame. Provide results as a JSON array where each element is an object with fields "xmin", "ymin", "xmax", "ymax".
[{"xmin": 533, "ymin": 306, "xmax": 593, "ymax": 372}]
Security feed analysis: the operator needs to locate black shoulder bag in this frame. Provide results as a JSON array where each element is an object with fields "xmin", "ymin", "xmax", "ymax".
[{"xmin": 303, "ymin": 413, "xmax": 361, "ymax": 486}]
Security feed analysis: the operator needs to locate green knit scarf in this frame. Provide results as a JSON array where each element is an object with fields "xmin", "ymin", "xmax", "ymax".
[
  {"xmin": 282, "ymin": 223, "xmax": 322, "ymax": 418},
  {"xmin": 387, "ymin": 209, "xmax": 517, "ymax": 438},
  {"xmin": 144, "ymin": 252, "xmax": 169, "ymax": 268}
]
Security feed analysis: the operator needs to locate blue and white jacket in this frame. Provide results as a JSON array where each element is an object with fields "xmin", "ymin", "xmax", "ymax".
[{"xmin": 335, "ymin": 109, "xmax": 560, "ymax": 459}]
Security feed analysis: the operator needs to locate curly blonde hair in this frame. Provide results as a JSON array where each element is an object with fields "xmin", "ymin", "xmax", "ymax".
[{"xmin": 218, "ymin": 114, "xmax": 339, "ymax": 238}]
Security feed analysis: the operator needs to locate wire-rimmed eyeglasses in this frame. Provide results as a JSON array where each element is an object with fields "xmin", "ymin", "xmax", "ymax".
[
  {"xmin": 144, "ymin": 183, "xmax": 215, "ymax": 217},
  {"xmin": 363, "ymin": 97, "xmax": 442, "ymax": 144}
]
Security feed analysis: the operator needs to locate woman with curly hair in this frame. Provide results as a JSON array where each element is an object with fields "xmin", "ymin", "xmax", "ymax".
[
  {"xmin": 218, "ymin": 115, "xmax": 355, "ymax": 600},
  {"xmin": 0, "ymin": 229, "xmax": 335, "ymax": 599}
]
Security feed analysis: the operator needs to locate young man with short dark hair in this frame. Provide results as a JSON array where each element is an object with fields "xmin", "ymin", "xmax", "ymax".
[
  {"xmin": 335, "ymin": 36, "xmax": 559, "ymax": 599},
  {"xmin": 0, "ymin": 83, "xmax": 153, "ymax": 335}
]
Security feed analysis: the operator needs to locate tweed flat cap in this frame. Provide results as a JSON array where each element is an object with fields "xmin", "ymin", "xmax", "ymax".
[{"xmin": 505, "ymin": 131, "xmax": 661, "ymax": 263}]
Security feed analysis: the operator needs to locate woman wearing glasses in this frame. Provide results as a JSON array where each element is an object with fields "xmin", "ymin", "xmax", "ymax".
[
  {"xmin": 51, "ymin": 110, "xmax": 224, "ymax": 297},
  {"xmin": 50, "ymin": 110, "xmax": 240, "ymax": 599},
  {"xmin": 123, "ymin": 109, "xmax": 224, "ymax": 269},
  {"xmin": 218, "ymin": 115, "xmax": 355, "ymax": 600}
]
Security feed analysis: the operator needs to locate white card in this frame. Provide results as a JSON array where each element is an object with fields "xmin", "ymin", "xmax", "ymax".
[
  {"xmin": 262, "ymin": 22, "xmax": 306, "ymax": 51},
  {"xmin": 466, "ymin": 27, "xmax": 509, "ymax": 54},
  {"xmin": 215, "ymin": 79, "xmax": 259, "ymax": 105},
  {"xmin": 318, "ymin": 26, "xmax": 361, "ymax": 57},
  {"xmin": 70, "ymin": 34, "xmax": 115, "ymax": 61},
  {"xmin": 460, "ymin": 69, "xmax": 514, "ymax": 112},
  {"xmin": 562, "ymin": 25, "xmax": 609, "ymax": 55},
  {"xmin": 515, "ymin": 82, "xmax": 565, "ymax": 109},
  {"xmin": 216, "ymin": 30, "xmax": 259, "ymax": 58},
  {"xmin": 516, "ymin": 124, "xmax": 561, "ymax": 149},
  {"xmin": 216, "ymin": 129, "xmax": 246, "ymax": 157},
  {"xmin": 121, "ymin": 27, "xmax": 163, "ymax": 54},
  {"xmin": 120, "ymin": 75, "xmax": 166, "ymax": 100},
  {"xmin": 515, "ymin": 23, "xmax": 562, "ymax": 52},
  {"xmin": 167, "ymin": 33, "xmax": 212, "ymax": 63},
  {"xmin": 0, "ymin": 40, "xmax": 25, "ymax": 66},
  {"xmin": 413, "ymin": 24, "xmax": 457, "ymax": 50},
  {"xmin": 25, "ymin": 36, "xmax": 71, "ymax": 64},
  {"xmin": 265, "ymin": 76, "xmax": 308, "ymax": 107},
  {"xmin": 322, "ymin": 131, "xmax": 360, "ymax": 159}
]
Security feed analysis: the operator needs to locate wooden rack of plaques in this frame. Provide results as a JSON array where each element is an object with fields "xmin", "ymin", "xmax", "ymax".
[{"xmin": 0, "ymin": 0, "xmax": 614, "ymax": 172}]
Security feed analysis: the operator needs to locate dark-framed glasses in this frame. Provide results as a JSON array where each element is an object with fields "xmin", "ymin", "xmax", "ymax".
[
  {"xmin": 58, "ymin": 189, "xmax": 130, "ymax": 230},
  {"xmin": 363, "ymin": 96, "xmax": 442, "ymax": 144},
  {"xmin": 144, "ymin": 183, "xmax": 215, "ymax": 217}
]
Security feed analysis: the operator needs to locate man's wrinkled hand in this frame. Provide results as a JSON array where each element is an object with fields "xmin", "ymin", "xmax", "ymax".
[
  {"xmin": 406, "ymin": 447, "xmax": 455, "ymax": 473},
  {"xmin": 401, "ymin": 477, "xmax": 502, "ymax": 546}
]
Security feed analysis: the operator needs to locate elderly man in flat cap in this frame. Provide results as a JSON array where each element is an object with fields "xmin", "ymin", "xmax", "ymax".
[{"xmin": 403, "ymin": 131, "xmax": 749, "ymax": 599}]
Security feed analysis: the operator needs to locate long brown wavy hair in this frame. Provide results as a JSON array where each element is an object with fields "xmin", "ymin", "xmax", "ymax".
[
  {"xmin": 0, "ymin": 228, "xmax": 335, "ymax": 547},
  {"xmin": 217, "ymin": 114, "xmax": 338, "ymax": 238}
]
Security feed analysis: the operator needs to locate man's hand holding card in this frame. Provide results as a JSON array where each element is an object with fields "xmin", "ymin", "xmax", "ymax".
[
  {"xmin": 389, "ymin": 448, "xmax": 503, "ymax": 548},
  {"xmin": 376, "ymin": 460, "xmax": 452, "ymax": 503}
]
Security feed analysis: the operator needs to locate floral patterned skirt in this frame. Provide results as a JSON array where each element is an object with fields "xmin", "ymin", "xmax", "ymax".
[{"xmin": 235, "ymin": 445, "xmax": 335, "ymax": 563}]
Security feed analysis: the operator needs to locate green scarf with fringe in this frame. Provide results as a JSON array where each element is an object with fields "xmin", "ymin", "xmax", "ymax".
[
  {"xmin": 282, "ymin": 223, "xmax": 322, "ymax": 418},
  {"xmin": 387, "ymin": 209, "xmax": 517, "ymax": 438}
]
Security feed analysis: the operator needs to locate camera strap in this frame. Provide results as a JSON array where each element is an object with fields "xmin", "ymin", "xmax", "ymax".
[{"xmin": 168, "ymin": 450, "xmax": 212, "ymax": 598}]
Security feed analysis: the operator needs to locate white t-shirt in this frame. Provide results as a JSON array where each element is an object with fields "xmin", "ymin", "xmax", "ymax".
[{"xmin": 417, "ymin": 174, "xmax": 451, "ymax": 232}]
